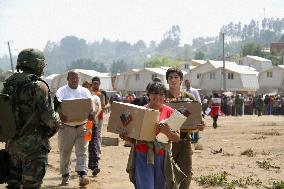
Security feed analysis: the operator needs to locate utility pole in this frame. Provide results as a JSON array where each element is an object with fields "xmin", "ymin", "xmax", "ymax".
[
  {"xmin": 222, "ymin": 33, "xmax": 226, "ymax": 91},
  {"xmin": 7, "ymin": 41, "xmax": 15, "ymax": 73}
]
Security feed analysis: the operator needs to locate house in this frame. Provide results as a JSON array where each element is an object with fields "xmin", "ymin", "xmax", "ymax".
[
  {"xmin": 270, "ymin": 42, "xmax": 284, "ymax": 54},
  {"xmin": 240, "ymin": 55, "xmax": 272, "ymax": 72},
  {"xmin": 50, "ymin": 69, "xmax": 112, "ymax": 94},
  {"xmin": 0, "ymin": 70, "xmax": 13, "ymax": 91},
  {"xmin": 258, "ymin": 65, "xmax": 284, "ymax": 94},
  {"xmin": 180, "ymin": 60, "xmax": 206, "ymax": 72},
  {"xmin": 185, "ymin": 60, "xmax": 237, "ymax": 88},
  {"xmin": 199, "ymin": 64, "xmax": 259, "ymax": 92},
  {"xmin": 118, "ymin": 67, "xmax": 186, "ymax": 95},
  {"xmin": 113, "ymin": 69, "xmax": 140, "ymax": 92}
]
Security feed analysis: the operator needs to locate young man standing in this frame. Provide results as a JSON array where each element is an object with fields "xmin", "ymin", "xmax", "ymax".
[{"xmin": 165, "ymin": 67, "xmax": 205, "ymax": 189}]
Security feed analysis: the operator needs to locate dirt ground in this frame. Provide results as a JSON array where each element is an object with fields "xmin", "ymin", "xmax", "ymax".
[{"xmin": 1, "ymin": 115, "xmax": 284, "ymax": 189}]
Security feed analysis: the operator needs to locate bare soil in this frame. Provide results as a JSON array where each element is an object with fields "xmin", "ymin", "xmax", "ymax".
[{"xmin": 1, "ymin": 115, "xmax": 284, "ymax": 189}]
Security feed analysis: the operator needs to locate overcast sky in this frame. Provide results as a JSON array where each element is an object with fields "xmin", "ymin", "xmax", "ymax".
[{"xmin": 0, "ymin": 0, "xmax": 283, "ymax": 56}]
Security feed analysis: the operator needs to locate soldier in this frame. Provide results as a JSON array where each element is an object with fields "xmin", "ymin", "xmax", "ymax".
[{"xmin": 2, "ymin": 48, "xmax": 60, "ymax": 189}]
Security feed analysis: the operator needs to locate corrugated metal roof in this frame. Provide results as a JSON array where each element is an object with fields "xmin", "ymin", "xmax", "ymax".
[
  {"xmin": 45, "ymin": 74, "xmax": 59, "ymax": 80},
  {"xmin": 72, "ymin": 69, "xmax": 110, "ymax": 77},
  {"xmin": 116, "ymin": 69, "xmax": 140, "ymax": 76},
  {"xmin": 246, "ymin": 55, "xmax": 271, "ymax": 62},
  {"xmin": 225, "ymin": 64, "xmax": 258, "ymax": 75},
  {"xmin": 208, "ymin": 60, "xmax": 237, "ymax": 68},
  {"xmin": 278, "ymin": 65, "xmax": 284, "ymax": 69},
  {"xmin": 259, "ymin": 65, "xmax": 284, "ymax": 73},
  {"xmin": 192, "ymin": 60, "xmax": 206, "ymax": 64},
  {"xmin": 145, "ymin": 67, "xmax": 167, "ymax": 75}
]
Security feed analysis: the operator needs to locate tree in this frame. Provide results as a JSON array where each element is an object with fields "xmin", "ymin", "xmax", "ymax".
[
  {"xmin": 279, "ymin": 33, "xmax": 284, "ymax": 42},
  {"xmin": 157, "ymin": 25, "xmax": 181, "ymax": 51},
  {"xmin": 144, "ymin": 56, "xmax": 181, "ymax": 68},
  {"xmin": 68, "ymin": 58, "xmax": 99, "ymax": 70},
  {"xmin": 111, "ymin": 60, "xmax": 128, "ymax": 74},
  {"xmin": 241, "ymin": 42, "xmax": 264, "ymax": 57},
  {"xmin": 133, "ymin": 40, "xmax": 147, "ymax": 51},
  {"xmin": 194, "ymin": 50, "xmax": 205, "ymax": 59}
]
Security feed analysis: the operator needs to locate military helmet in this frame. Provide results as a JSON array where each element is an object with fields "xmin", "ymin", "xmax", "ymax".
[{"xmin": 16, "ymin": 48, "xmax": 45, "ymax": 71}]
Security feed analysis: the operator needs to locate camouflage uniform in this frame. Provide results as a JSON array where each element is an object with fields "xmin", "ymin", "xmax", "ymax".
[{"xmin": 2, "ymin": 49, "xmax": 60, "ymax": 189}]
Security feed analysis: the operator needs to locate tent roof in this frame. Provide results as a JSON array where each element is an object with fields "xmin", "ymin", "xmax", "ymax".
[
  {"xmin": 45, "ymin": 74, "xmax": 59, "ymax": 80},
  {"xmin": 71, "ymin": 69, "xmax": 110, "ymax": 77},
  {"xmin": 208, "ymin": 60, "xmax": 237, "ymax": 68},
  {"xmin": 246, "ymin": 55, "xmax": 271, "ymax": 62}
]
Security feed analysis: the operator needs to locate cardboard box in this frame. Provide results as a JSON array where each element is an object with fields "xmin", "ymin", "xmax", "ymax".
[
  {"xmin": 107, "ymin": 101, "xmax": 159, "ymax": 141},
  {"xmin": 61, "ymin": 98, "xmax": 92, "ymax": 122},
  {"xmin": 165, "ymin": 101, "xmax": 202, "ymax": 130}
]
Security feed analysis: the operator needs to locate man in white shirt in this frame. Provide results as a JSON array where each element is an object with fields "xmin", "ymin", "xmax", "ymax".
[
  {"xmin": 184, "ymin": 79, "xmax": 202, "ymax": 143},
  {"xmin": 55, "ymin": 71, "xmax": 92, "ymax": 187}
]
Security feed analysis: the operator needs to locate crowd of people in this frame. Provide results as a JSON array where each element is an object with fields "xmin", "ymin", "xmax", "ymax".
[{"xmin": 200, "ymin": 93, "xmax": 284, "ymax": 117}]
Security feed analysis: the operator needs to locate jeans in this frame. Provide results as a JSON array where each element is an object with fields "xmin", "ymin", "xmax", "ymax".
[{"xmin": 135, "ymin": 151, "xmax": 165, "ymax": 189}]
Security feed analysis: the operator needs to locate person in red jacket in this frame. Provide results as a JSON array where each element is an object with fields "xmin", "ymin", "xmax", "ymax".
[{"xmin": 208, "ymin": 93, "xmax": 221, "ymax": 129}]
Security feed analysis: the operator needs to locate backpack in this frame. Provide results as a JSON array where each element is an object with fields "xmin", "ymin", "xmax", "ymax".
[
  {"xmin": 0, "ymin": 73, "xmax": 44, "ymax": 142},
  {"xmin": 0, "ymin": 93, "xmax": 17, "ymax": 142}
]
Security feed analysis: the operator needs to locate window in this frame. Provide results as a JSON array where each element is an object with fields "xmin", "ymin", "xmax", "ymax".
[
  {"xmin": 197, "ymin": 73, "xmax": 201, "ymax": 79},
  {"xmin": 210, "ymin": 72, "xmax": 215, "ymax": 79},
  {"xmin": 267, "ymin": 71, "xmax": 272, "ymax": 78},
  {"xmin": 135, "ymin": 74, "xmax": 140, "ymax": 80},
  {"xmin": 152, "ymin": 74, "xmax": 157, "ymax": 80},
  {"xmin": 184, "ymin": 64, "xmax": 189, "ymax": 69},
  {"xmin": 0, "ymin": 76, "xmax": 5, "ymax": 82},
  {"xmin": 228, "ymin": 72, "xmax": 234, "ymax": 80}
]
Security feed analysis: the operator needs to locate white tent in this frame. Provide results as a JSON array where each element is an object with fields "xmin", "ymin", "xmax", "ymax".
[{"xmin": 50, "ymin": 69, "xmax": 112, "ymax": 94}]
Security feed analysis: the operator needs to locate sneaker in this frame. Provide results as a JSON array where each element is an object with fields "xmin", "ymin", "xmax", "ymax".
[
  {"xmin": 60, "ymin": 174, "xmax": 70, "ymax": 186},
  {"xmin": 92, "ymin": 168, "xmax": 100, "ymax": 176},
  {"xmin": 79, "ymin": 175, "xmax": 90, "ymax": 187}
]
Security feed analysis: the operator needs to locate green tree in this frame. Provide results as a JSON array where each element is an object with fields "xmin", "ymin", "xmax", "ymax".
[
  {"xmin": 279, "ymin": 33, "xmax": 284, "ymax": 42},
  {"xmin": 67, "ymin": 58, "xmax": 99, "ymax": 70},
  {"xmin": 194, "ymin": 50, "xmax": 206, "ymax": 59},
  {"xmin": 157, "ymin": 25, "xmax": 181, "ymax": 51},
  {"xmin": 111, "ymin": 60, "xmax": 128, "ymax": 74},
  {"xmin": 241, "ymin": 42, "xmax": 264, "ymax": 56},
  {"xmin": 145, "ymin": 56, "xmax": 181, "ymax": 68}
]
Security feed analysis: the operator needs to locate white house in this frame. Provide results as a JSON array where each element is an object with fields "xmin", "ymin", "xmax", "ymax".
[
  {"xmin": 240, "ymin": 55, "xmax": 272, "ymax": 72},
  {"xmin": 180, "ymin": 60, "xmax": 206, "ymax": 72},
  {"xmin": 258, "ymin": 65, "xmax": 284, "ymax": 94},
  {"xmin": 125, "ymin": 67, "xmax": 168, "ymax": 93},
  {"xmin": 185, "ymin": 60, "xmax": 237, "ymax": 88},
  {"xmin": 114, "ymin": 69, "xmax": 140, "ymax": 91},
  {"xmin": 199, "ymin": 64, "xmax": 259, "ymax": 92},
  {"xmin": 50, "ymin": 69, "xmax": 112, "ymax": 94},
  {"xmin": 0, "ymin": 70, "xmax": 13, "ymax": 91},
  {"xmin": 119, "ymin": 67, "xmax": 186, "ymax": 95}
]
